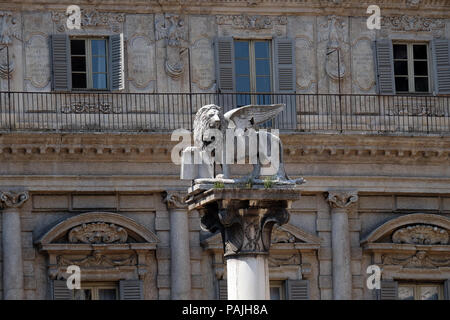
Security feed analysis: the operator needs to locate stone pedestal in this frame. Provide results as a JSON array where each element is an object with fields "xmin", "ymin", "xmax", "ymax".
[
  {"xmin": 187, "ymin": 187, "xmax": 300, "ymax": 300},
  {"xmin": 326, "ymin": 190, "xmax": 358, "ymax": 300},
  {"xmin": 164, "ymin": 191, "xmax": 192, "ymax": 300},
  {"xmin": 0, "ymin": 191, "xmax": 29, "ymax": 300}
]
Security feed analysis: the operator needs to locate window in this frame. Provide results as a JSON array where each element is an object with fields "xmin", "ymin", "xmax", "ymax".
[
  {"xmin": 70, "ymin": 38, "xmax": 108, "ymax": 90},
  {"xmin": 270, "ymin": 281, "xmax": 285, "ymax": 300},
  {"xmin": 73, "ymin": 282, "xmax": 118, "ymax": 300},
  {"xmin": 234, "ymin": 40, "xmax": 272, "ymax": 106},
  {"xmin": 398, "ymin": 282, "xmax": 443, "ymax": 300},
  {"xmin": 393, "ymin": 43, "xmax": 430, "ymax": 93}
]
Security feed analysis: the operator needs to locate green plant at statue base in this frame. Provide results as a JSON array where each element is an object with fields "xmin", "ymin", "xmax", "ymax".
[
  {"xmin": 245, "ymin": 178, "xmax": 253, "ymax": 189},
  {"xmin": 213, "ymin": 181, "xmax": 225, "ymax": 189},
  {"xmin": 263, "ymin": 176, "xmax": 275, "ymax": 189}
]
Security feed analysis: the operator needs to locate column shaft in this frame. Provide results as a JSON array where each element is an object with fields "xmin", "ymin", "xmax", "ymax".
[
  {"xmin": 331, "ymin": 208, "xmax": 352, "ymax": 300},
  {"xmin": 169, "ymin": 208, "xmax": 192, "ymax": 299},
  {"xmin": 2, "ymin": 208, "xmax": 24, "ymax": 300},
  {"xmin": 227, "ymin": 255, "xmax": 269, "ymax": 300}
]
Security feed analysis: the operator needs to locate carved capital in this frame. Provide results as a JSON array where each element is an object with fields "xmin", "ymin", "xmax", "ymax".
[
  {"xmin": 200, "ymin": 199, "xmax": 290, "ymax": 256},
  {"xmin": 0, "ymin": 191, "xmax": 29, "ymax": 209},
  {"xmin": 164, "ymin": 191, "xmax": 188, "ymax": 209},
  {"xmin": 326, "ymin": 190, "xmax": 358, "ymax": 210}
]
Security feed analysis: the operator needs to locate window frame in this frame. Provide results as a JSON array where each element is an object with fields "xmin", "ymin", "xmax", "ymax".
[
  {"xmin": 73, "ymin": 281, "xmax": 118, "ymax": 300},
  {"xmin": 70, "ymin": 36, "xmax": 109, "ymax": 91},
  {"xmin": 234, "ymin": 39, "xmax": 273, "ymax": 94},
  {"xmin": 392, "ymin": 41, "xmax": 432, "ymax": 94},
  {"xmin": 269, "ymin": 280, "xmax": 286, "ymax": 300},
  {"xmin": 398, "ymin": 281, "xmax": 444, "ymax": 300}
]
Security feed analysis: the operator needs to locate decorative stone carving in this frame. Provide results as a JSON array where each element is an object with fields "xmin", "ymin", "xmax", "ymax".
[
  {"xmin": 268, "ymin": 254, "xmax": 300, "ymax": 267},
  {"xmin": 326, "ymin": 191, "xmax": 358, "ymax": 209},
  {"xmin": 0, "ymin": 11, "xmax": 20, "ymax": 45},
  {"xmin": 164, "ymin": 191, "xmax": 188, "ymax": 209},
  {"xmin": 61, "ymin": 102, "xmax": 122, "ymax": 114},
  {"xmin": 0, "ymin": 55, "xmax": 13, "ymax": 79},
  {"xmin": 406, "ymin": 0, "xmax": 421, "ymax": 7},
  {"xmin": 199, "ymin": 197, "xmax": 290, "ymax": 256},
  {"xmin": 216, "ymin": 14, "xmax": 287, "ymax": 30},
  {"xmin": 382, "ymin": 251, "xmax": 450, "ymax": 268},
  {"xmin": 320, "ymin": 15, "xmax": 347, "ymax": 80},
  {"xmin": 51, "ymin": 9, "xmax": 125, "ymax": 33},
  {"xmin": 155, "ymin": 14, "xmax": 187, "ymax": 79},
  {"xmin": 24, "ymin": 33, "xmax": 50, "ymax": 88},
  {"xmin": 57, "ymin": 251, "xmax": 137, "ymax": 268},
  {"xmin": 295, "ymin": 36, "xmax": 316, "ymax": 92},
  {"xmin": 392, "ymin": 225, "xmax": 448, "ymax": 245},
  {"xmin": 0, "ymin": 191, "xmax": 29, "ymax": 209},
  {"xmin": 271, "ymin": 225, "xmax": 298, "ymax": 243},
  {"xmin": 381, "ymin": 15, "xmax": 445, "ymax": 38},
  {"xmin": 191, "ymin": 38, "xmax": 215, "ymax": 91},
  {"xmin": 68, "ymin": 222, "xmax": 128, "ymax": 244},
  {"xmin": 351, "ymin": 37, "xmax": 376, "ymax": 92},
  {"xmin": 388, "ymin": 103, "xmax": 446, "ymax": 117},
  {"xmin": 127, "ymin": 35, "xmax": 155, "ymax": 89}
]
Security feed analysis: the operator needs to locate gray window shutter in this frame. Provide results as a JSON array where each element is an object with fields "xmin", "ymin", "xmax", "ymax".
[
  {"xmin": 274, "ymin": 37, "xmax": 296, "ymax": 93},
  {"xmin": 374, "ymin": 39, "xmax": 395, "ymax": 95},
  {"xmin": 377, "ymin": 280, "xmax": 398, "ymax": 300},
  {"xmin": 50, "ymin": 34, "xmax": 71, "ymax": 91},
  {"xmin": 445, "ymin": 279, "xmax": 450, "ymax": 300},
  {"xmin": 119, "ymin": 280, "xmax": 143, "ymax": 300},
  {"xmin": 285, "ymin": 279, "xmax": 309, "ymax": 300},
  {"xmin": 432, "ymin": 39, "xmax": 450, "ymax": 95},
  {"xmin": 214, "ymin": 37, "xmax": 235, "ymax": 93},
  {"xmin": 52, "ymin": 280, "xmax": 73, "ymax": 300},
  {"xmin": 218, "ymin": 279, "xmax": 228, "ymax": 300},
  {"xmin": 109, "ymin": 33, "xmax": 125, "ymax": 91},
  {"xmin": 273, "ymin": 37, "xmax": 297, "ymax": 129}
]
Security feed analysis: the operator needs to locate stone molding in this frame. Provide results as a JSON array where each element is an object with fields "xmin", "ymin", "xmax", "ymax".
[
  {"xmin": 0, "ymin": 190, "xmax": 29, "ymax": 209},
  {"xmin": 68, "ymin": 222, "xmax": 128, "ymax": 244},
  {"xmin": 1, "ymin": 133, "xmax": 450, "ymax": 165},
  {"xmin": 163, "ymin": 191, "xmax": 188, "ymax": 209},
  {"xmin": 380, "ymin": 15, "xmax": 445, "ymax": 38},
  {"xmin": 216, "ymin": 14, "xmax": 287, "ymax": 30},
  {"xmin": 326, "ymin": 190, "xmax": 358, "ymax": 210},
  {"xmin": 51, "ymin": 9, "xmax": 125, "ymax": 33},
  {"xmin": 392, "ymin": 224, "xmax": 448, "ymax": 245},
  {"xmin": 382, "ymin": 250, "xmax": 450, "ymax": 269}
]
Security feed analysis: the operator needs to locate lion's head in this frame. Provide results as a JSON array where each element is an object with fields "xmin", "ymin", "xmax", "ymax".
[{"xmin": 193, "ymin": 104, "xmax": 226, "ymax": 149}]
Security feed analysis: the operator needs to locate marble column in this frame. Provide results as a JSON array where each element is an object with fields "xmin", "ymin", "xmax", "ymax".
[
  {"xmin": 164, "ymin": 191, "xmax": 192, "ymax": 300},
  {"xmin": 0, "ymin": 191, "xmax": 29, "ymax": 300},
  {"xmin": 326, "ymin": 190, "xmax": 358, "ymax": 300}
]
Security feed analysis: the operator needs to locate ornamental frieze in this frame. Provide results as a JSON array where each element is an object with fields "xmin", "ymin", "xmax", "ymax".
[
  {"xmin": 381, "ymin": 15, "xmax": 445, "ymax": 37},
  {"xmin": 392, "ymin": 225, "xmax": 448, "ymax": 245},
  {"xmin": 57, "ymin": 251, "xmax": 137, "ymax": 268},
  {"xmin": 215, "ymin": 14, "xmax": 287, "ymax": 30},
  {"xmin": 68, "ymin": 222, "xmax": 128, "ymax": 244},
  {"xmin": 271, "ymin": 225, "xmax": 298, "ymax": 244},
  {"xmin": 382, "ymin": 251, "xmax": 450, "ymax": 269},
  {"xmin": 51, "ymin": 9, "xmax": 125, "ymax": 33}
]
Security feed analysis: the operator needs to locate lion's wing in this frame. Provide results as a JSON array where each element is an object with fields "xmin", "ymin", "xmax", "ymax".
[{"xmin": 224, "ymin": 104, "xmax": 285, "ymax": 129}]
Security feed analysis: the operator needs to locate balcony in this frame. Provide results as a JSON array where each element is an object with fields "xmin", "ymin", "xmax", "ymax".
[{"xmin": 0, "ymin": 91, "xmax": 449, "ymax": 134}]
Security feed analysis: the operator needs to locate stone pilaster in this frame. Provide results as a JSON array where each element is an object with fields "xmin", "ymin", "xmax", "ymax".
[
  {"xmin": 164, "ymin": 191, "xmax": 191, "ymax": 300},
  {"xmin": 0, "ymin": 191, "xmax": 29, "ymax": 300},
  {"xmin": 326, "ymin": 190, "xmax": 358, "ymax": 300}
]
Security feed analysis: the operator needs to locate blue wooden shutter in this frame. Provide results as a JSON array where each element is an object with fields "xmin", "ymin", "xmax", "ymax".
[
  {"xmin": 374, "ymin": 39, "xmax": 395, "ymax": 94},
  {"xmin": 285, "ymin": 279, "xmax": 309, "ymax": 300},
  {"xmin": 432, "ymin": 39, "xmax": 450, "ymax": 94},
  {"xmin": 52, "ymin": 280, "xmax": 72, "ymax": 300},
  {"xmin": 444, "ymin": 279, "xmax": 450, "ymax": 300},
  {"xmin": 109, "ymin": 34, "xmax": 125, "ymax": 91},
  {"xmin": 50, "ymin": 34, "xmax": 71, "ymax": 91},
  {"xmin": 119, "ymin": 280, "xmax": 143, "ymax": 300},
  {"xmin": 273, "ymin": 37, "xmax": 296, "ymax": 129},
  {"xmin": 377, "ymin": 280, "xmax": 398, "ymax": 300}
]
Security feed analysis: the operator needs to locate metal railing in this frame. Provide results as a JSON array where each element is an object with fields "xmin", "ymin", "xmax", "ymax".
[{"xmin": 0, "ymin": 91, "xmax": 449, "ymax": 134}]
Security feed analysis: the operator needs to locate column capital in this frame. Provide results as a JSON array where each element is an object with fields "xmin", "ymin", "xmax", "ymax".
[
  {"xmin": 326, "ymin": 190, "xmax": 358, "ymax": 210},
  {"xmin": 163, "ymin": 190, "xmax": 188, "ymax": 210},
  {"xmin": 0, "ymin": 191, "xmax": 29, "ymax": 210}
]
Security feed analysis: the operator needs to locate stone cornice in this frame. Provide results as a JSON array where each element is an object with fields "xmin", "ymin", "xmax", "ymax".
[
  {"xmin": 1, "ymin": 1, "xmax": 450, "ymax": 17},
  {"xmin": 0, "ymin": 133, "xmax": 449, "ymax": 164}
]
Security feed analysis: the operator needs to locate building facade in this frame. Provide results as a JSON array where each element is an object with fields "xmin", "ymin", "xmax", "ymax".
[{"xmin": 0, "ymin": 0, "xmax": 449, "ymax": 300}]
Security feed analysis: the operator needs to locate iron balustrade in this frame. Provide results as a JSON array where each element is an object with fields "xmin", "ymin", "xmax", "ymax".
[{"xmin": 0, "ymin": 91, "xmax": 449, "ymax": 134}]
